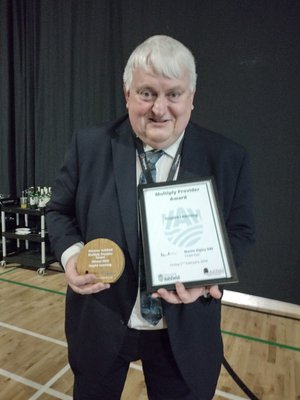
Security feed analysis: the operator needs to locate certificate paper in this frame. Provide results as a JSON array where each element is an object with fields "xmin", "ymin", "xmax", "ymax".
[{"xmin": 138, "ymin": 178, "xmax": 238, "ymax": 291}]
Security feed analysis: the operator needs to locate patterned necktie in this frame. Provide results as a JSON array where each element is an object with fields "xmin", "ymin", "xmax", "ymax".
[
  {"xmin": 140, "ymin": 150, "xmax": 164, "ymax": 325},
  {"xmin": 139, "ymin": 149, "xmax": 164, "ymax": 184}
]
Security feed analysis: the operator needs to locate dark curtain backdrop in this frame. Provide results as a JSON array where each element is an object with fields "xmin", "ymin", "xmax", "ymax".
[{"xmin": 1, "ymin": 0, "xmax": 299, "ymax": 304}]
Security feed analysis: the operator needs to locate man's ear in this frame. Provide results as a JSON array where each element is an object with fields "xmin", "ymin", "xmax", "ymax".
[
  {"xmin": 190, "ymin": 89, "xmax": 196, "ymax": 111},
  {"xmin": 123, "ymin": 86, "xmax": 130, "ymax": 107}
]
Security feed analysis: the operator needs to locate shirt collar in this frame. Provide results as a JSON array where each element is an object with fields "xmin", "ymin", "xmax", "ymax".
[{"xmin": 143, "ymin": 131, "xmax": 185, "ymax": 158}]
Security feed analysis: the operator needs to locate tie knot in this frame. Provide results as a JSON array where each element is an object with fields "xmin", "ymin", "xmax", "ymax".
[{"xmin": 145, "ymin": 150, "xmax": 164, "ymax": 167}]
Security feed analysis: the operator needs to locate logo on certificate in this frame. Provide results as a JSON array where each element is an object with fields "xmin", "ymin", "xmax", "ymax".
[{"xmin": 162, "ymin": 207, "xmax": 203, "ymax": 247}]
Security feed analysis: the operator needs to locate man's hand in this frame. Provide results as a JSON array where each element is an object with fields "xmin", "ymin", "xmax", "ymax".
[
  {"xmin": 152, "ymin": 282, "xmax": 222, "ymax": 304},
  {"xmin": 65, "ymin": 253, "xmax": 110, "ymax": 295}
]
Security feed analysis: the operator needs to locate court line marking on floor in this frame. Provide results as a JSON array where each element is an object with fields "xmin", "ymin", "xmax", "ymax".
[
  {"xmin": 0, "ymin": 276, "xmax": 298, "ymax": 400},
  {"xmin": 28, "ymin": 364, "xmax": 71, "ymax": 400},
  {"xmin": 129, "ymin": 363, "xmax": 248, "ymax": 400},
  {"xmin": 0, "ymin": 276, "xmax": 66, "ymax": 296},
  {"xmin": 0, "ymin": 364, "xmax": 247, "ymax": 400},
  {"xmin": 1, "ymin": 319, "xmax": 250, "ymax": 400},
  {"xmin": 0, "ymin": 266, "xmax": 18, "ymax": 276},
  {"xmin": 214, "ymin": 390, "xmax": 248, "ymax": 400},
  {"xmin": 0, "ymin": 320, "xmax": 71, "ymax": 399},
  {"xmin": 222, "ymin": 329, "xmax": 300, "ymax": 352},
  {"xmin": 0, "ymin": 321, "xmax": 67, "ymax": 347},
  {"xmin": 0, "ymin": 367, "xmax": 72, "ymax": 400},
  {"xmin": 129, "ymin": 362, "xmax": 143, "ymax": 371},
  {"xmin": 2, "ymin": 273, "xmax": 300, "ymax": 353}
]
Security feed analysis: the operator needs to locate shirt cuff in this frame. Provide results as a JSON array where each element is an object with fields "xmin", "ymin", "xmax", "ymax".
[{"xmin": 61, "ymin": 242, "xmax": 84, "ymax": 269}]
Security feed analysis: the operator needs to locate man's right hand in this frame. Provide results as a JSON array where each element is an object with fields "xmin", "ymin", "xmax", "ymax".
[{"xmin": 65, "ymin": 253, "xmax": 111, "ymax": 295}]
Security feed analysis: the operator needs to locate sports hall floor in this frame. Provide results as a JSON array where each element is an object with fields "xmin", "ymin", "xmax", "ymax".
[{"xmin": 0, "ymin": 264, "xmax": 299, "ymax": 400}]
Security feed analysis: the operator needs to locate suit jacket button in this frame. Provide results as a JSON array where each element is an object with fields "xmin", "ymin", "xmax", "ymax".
[{"xmin": 120, "ymin": 319, "xmax": 125, "ymax": 325}]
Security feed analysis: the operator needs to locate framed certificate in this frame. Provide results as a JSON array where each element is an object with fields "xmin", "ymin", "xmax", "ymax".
[{"xmin": 138, "ymin": 177, "xmax": 238, "ymax": 292}]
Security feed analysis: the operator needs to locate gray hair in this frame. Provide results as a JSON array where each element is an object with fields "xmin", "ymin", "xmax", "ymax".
[{"xmin": 123, "ymin": 35, "xmax": 197, "ymax": 92}]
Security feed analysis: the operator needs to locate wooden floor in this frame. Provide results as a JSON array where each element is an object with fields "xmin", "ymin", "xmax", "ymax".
[{"xmin": 0, "ymin": 264, "xmax": 299, "ymax": 400}]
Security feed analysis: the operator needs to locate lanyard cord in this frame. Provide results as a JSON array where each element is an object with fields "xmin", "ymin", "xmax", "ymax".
[{"xmin": 135, "ymin": 136, "xmax": 184, "ymax": 184}]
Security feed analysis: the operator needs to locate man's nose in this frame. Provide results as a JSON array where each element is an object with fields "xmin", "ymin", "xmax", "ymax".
[{"xmin": 152, "ymin": 96, "xmax": 167, "ymax": 115}]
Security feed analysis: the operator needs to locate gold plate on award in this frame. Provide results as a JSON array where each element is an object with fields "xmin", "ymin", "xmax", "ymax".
[{"xmin": 77, "ymin": 238, "xmax": 125, "ymax": 283}]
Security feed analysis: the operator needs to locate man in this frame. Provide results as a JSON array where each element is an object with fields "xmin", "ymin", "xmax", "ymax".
[{"xmin": 46, "ymin": 35, "xmax": 255, "ymax": 399}]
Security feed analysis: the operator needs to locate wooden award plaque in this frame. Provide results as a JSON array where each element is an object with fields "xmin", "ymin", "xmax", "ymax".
[{"xmin": 77, "ymin": 238, "xmax": 125, "ymax": 283}]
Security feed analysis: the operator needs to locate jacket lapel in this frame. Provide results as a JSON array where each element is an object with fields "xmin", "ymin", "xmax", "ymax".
[
  {"xmin": 111, "ymin": 118, "xmax": 139, "ymax": 271},
  {"xmin": 178, "ymin": 123, "xmax": 210, "ymax": 180}
]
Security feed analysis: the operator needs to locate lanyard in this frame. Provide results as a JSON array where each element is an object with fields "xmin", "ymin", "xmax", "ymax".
[{"xmin": 135, "ymin": 136, "xmax": 184, "ymax": 184}]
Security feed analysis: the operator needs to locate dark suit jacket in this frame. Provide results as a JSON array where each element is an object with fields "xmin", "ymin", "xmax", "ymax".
[{"xmin": 46, "ymin": 115, "xmax": 255, "ymax": 398}]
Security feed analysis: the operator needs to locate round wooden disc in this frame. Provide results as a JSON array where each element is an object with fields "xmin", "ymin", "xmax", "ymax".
[{"xmin": 77, "ymin": 238, "xmax": 125, "ymax": 283}]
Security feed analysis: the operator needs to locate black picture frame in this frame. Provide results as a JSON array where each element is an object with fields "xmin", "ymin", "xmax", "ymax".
[{"xmin": 138, "ymin": 177, "xmax": 238, "ymax": 292}]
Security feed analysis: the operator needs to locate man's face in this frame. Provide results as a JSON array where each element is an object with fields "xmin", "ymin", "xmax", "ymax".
[{"xmin": 124, "ymin": 67, "xmax": 195, "ymax": 149}]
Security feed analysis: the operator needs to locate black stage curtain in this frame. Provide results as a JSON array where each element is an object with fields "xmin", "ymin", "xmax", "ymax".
[{"xmin": 1, "ymin": 0, "xmax": 299, "ymax": 304}]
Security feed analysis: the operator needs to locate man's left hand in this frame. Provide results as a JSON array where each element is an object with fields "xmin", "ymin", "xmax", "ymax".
[{"xmin": 152, "ymin": 282, "xmax": 222, "ymax": 304}]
